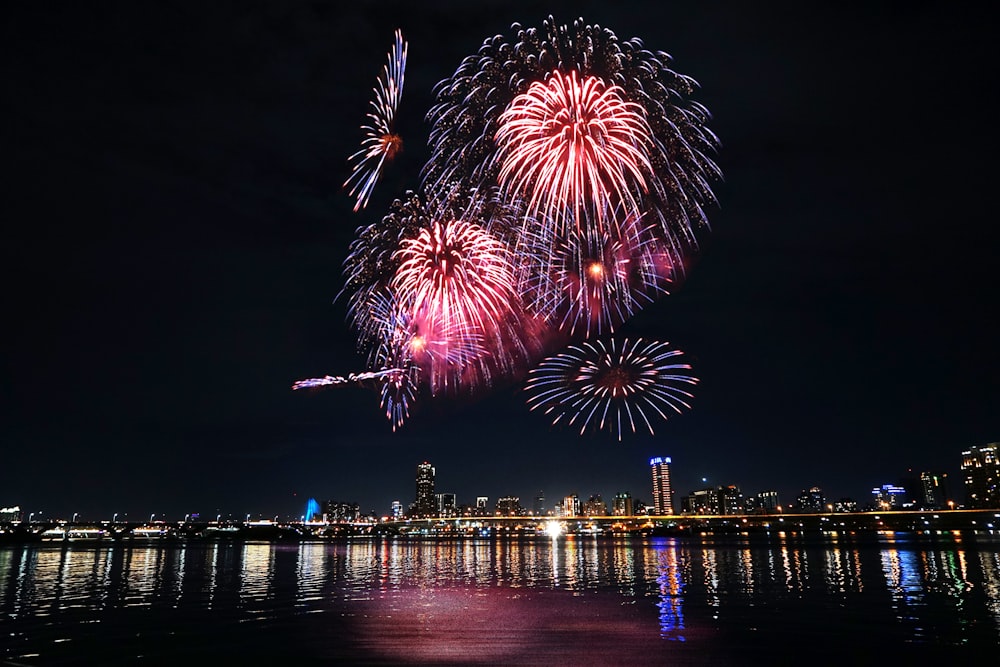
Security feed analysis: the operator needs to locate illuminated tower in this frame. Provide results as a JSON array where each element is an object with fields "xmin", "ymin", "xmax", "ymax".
[
  {"xmin": 650, "ymin": 456, "xmax": 674, "ymax": 515},
  {"xmin": 414, "ymin": 462, "xmax": 436, "ymax": 516}
]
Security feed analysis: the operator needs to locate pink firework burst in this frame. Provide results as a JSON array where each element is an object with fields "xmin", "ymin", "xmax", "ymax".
[
  {"xmin": 495, "ymin": 69, "xmax": 652, "ymax": 233},
  {"xmin": 390, "ymin": 220, "xmax": 519, "ymax": 391},
  {"xmin": 392, "ymin": 218, "xmax": 517, "ymax": 352},
  {"xmin": 344, "ymin": 29, "xmax": 407, "ymax": 212}
]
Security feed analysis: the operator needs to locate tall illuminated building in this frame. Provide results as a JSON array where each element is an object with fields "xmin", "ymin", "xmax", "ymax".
[
  {"xmin": 650, "ymin": 456, "xmax": 674, "ymax": 515},
  {"xmin": 919, "ymin": 471, "xmax": 948, "ymax": 509},
  {"xmin": 613, "ymin": 492, "xmax": 633, "ymax": 516},
  {"xmin": 414, "ymin": 461, "xmax": 436, "ymax": 516},
  {"xmin": 962, "ymin": 443, "xmax": 1000, "ymax": 509}
]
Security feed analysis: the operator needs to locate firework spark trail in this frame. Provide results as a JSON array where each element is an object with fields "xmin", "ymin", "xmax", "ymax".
[
  {"xmin": 291, "ymin": 368, "xmax": 406, "ymax": 390},
  {"xmin": 496, "ymin": 69, "xmax": 651, "ymax": 234},
  {"xmin": 524, "ymin": 338, "xmax": 697, "ymax": 441},
  {"xmin": 344, "ymin": 29, "xmax": 408, "ymax": 212}
]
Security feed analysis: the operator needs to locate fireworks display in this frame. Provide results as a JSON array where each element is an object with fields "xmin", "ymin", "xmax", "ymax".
[
  {"xmin": 495, "ymin": 69, "xmax": 651, "ymax": 234},
  {"xmin": 523, "ymin": 338, "xmax": 698, "ymax": 441},
  {"xmin": 295, "ymin": 17, "xmax": 720, "ymax": 438},
  {"xmin": 343, "ymin": 29, "xmax": 408, "ymax": 212}
]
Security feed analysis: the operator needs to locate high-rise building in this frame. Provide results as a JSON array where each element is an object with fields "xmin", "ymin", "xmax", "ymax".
[
  {"xmin": 562, "ymin": 494, "xmax": 580, "ymax": 517},
  {"xmin": 582, "ymin": 494, "xmax": 607, "ymax": 515},
  {"xmin": 796, "ymin": 487, "xmax": 826, "ymax": 513},
  {"xmin": 755, "ymin": 491, "xmax": 780, "ymax": 513},
  {"xmin": 390, "ymin": 500, "xmax": 402, "ymax": 519},
  {"xmin": 436, "ymin": 493, "xmax": 457, "ymax": 517},
  {"xmin": 414, "ymin": 462, "xmax": 436, "ymax": 516},
  {"xmin": 650, "ymin": 456, "xmax": 674, "ymax": 515},
  {"xmin": 962, "ymin": 443, "xmax": 1000, "ymax": 509},
  {"xmin": 872, "ymin": 484, "xmax": 907, "ymax": 510},
  {"xmin": 533, "ymin": 491, "xmax": 545, "ymax": 515},
  {"xmin": 919, "ymin": 472, "xmax": 949, "ymax": 509},
  {"xmin": 496, "ymin": 496, "xmax": 523, "ymax": 516},
  {"xmin": 680, "ymin": 485, "xmax": 744, "ymax": 515},
  {"xmin": 613, "ymin": 492, "xmax": 633, "ymax": 516}
]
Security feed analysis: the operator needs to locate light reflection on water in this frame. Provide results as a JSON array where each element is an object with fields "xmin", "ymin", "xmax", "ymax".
[{"xmin": 2, "ymin": 533, "xmax": 1000, "ymax": 664}]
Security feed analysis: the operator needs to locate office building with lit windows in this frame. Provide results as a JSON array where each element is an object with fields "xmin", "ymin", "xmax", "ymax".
[
  {"xmin": 413, "ymin": 462, "xmax": 436, "ymax": 516},
  {"xmin": 650, "ymin": 456, "xmax": 674, "ymax": 515},
  {"xmin": 920, "ymin": 471, "xmax": 949, "ymax": 509},
  {"xmin": 613, "ymin": 492, "xmax": 633, "ymax": 516},
  {"xmin": 962, "ymin": 443, "xmax": 1000, "ymax": 509}
]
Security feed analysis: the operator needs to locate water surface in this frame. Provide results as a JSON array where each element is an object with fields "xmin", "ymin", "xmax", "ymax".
[{"xmin": 3, "ymin": 532, "xmax": 999, "ymax": 665}]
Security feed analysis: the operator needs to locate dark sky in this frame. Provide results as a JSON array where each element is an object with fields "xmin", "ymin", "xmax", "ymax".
[{"xmin": 3, "ymin": 1, "xmax": 997, "ymax": 521}]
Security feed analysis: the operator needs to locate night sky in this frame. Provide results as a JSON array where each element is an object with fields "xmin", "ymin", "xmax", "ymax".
[{"xmin": 3, "ymin": 1, "xmax": 997, "ymax": 521}]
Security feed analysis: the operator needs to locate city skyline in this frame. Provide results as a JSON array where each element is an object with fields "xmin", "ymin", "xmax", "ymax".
[
  {"xmin": 4, "ymin": 440, "xmax": 987, "ymax": 523},
  {"xmin": 3, "ymin": 2, "xmax": 997, "ymax": 521}
]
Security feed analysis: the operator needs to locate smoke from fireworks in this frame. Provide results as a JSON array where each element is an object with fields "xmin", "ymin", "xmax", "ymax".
[
  {"xmin": 524, "ymin": 338, "xmax": 698, "ymax": 441},
  {"xmin": 344, "ymin": 29, "xmax": 408, "ymax": 212}
]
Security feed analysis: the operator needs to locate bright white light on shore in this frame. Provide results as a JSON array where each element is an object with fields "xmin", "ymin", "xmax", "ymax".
[{"xmin": 545, "ymin": 520, "xmax": 563, "ymax": 538}]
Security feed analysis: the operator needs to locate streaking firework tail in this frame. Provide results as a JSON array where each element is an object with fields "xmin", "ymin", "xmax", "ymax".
[
  {"xmin": 291, "ymin": 368, "xmax": 408, "ymax": 390},
  {"xmin": 291, "ymin": 365, "xmax": 418, "ymax": 431},
  {"xmin": 524, "ymin": 338, "xmax": 697, "ymax": 441},
  {"xmin": 344, "ymin": 29, "xmax": 407, "ymax": 212}
]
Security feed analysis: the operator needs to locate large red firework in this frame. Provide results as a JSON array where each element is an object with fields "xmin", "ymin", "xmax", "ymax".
[
  {"xmin": 393, "ymin": 218, "xmax": 515, "ymax": 338},
  {"xmin": 423, "ymin": 16, "xmax": 720, "ymax": 272},
  {"xmin": 391, "ymin": 216, "xmax": 533, "ymax": 393},
  {"xmin": 495, "ymin": 69, "xmax": 652, "ymax": 233}
]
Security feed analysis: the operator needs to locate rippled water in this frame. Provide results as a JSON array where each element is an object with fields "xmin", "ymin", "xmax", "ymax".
[{"xmin": 2, "ymin": 533, "xmax": 999, "ymax": 665}]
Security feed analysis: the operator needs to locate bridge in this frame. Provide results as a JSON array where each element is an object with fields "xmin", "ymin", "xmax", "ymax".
[{"xmin": 2, "ymin": 509, "xmax": 1000, "ymax": 543}]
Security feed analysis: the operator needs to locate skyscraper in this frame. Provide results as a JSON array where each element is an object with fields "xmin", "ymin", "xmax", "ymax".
[
  {"xmin": 962, "ymin": 443, "xmax": 1000, "ymax": 509},
  {"xmin": 414, "ymin": 462, "xmax": 436, "ymax": 516},
  {"xmin": 919, "ymin": 471, "xmax": 949, "ymax": 509},
  {"xmin": 650, "ymin": 456, "xmax": 674, "ymax": 515}
]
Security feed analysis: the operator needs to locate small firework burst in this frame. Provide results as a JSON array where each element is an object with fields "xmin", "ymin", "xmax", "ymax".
[
  {"xmin": 495, "ymin": 69, "xmax": 651, "ymax": 233},
  {"xmin": 524, "ymin": 338, "xmax": 697, "ymax": 441},
  {"xmin": 343, "ymin": 29, "xmax": 408, "ymax": 212}
]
